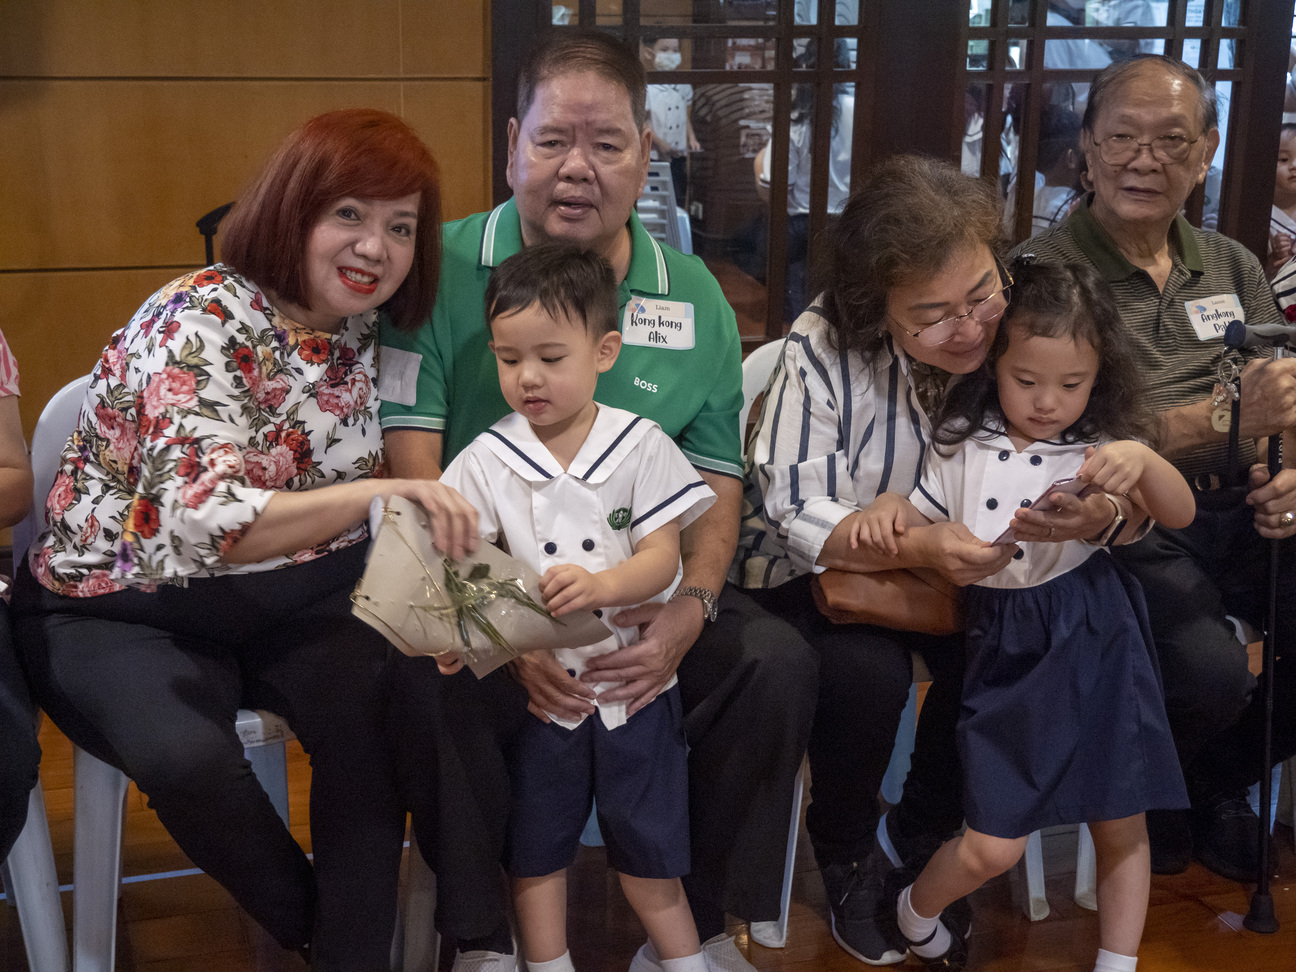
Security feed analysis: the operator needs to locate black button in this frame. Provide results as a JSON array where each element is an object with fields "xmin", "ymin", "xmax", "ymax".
[
  {"xmin": 1030, "ymin": 455, "xmax": 1043, "ymax": 466},
  {"xmin": 998, "ymin": 450, "xmax": 1010, "ymax": 461},
  {"xmin": 566, "ymin": 669, "xmax": 577, "ymax": 677},
  {"xmin": 1020, "ymin": 499, "xmax": 1032, "ymax": 507},
  {"xmin": 1013, "ymin": 549, "xmax": 1025, "ymax": 560},
  {"xmin": 593, "ymin": 609, "xmax": 603, "ymax": 618},
  {"xmin": 543, "ymin": 541, "xmax": 557, "ymax": 555},
  {"xmin": 582, "ymin": 538, "xmax": 595, "ymax": 551},
  {"xmin": 986, "ymin": 498, "xmax": 998, "ymax": 510}
]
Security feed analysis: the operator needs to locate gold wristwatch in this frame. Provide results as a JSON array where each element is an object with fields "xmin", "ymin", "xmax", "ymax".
[{"xmin": 1087, "ymin": 493, "xmax": 1128, "ymax": 547}]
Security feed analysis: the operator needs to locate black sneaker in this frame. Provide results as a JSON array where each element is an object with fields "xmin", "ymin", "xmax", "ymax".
[
  {"xmin": 1147, "ymin": 807, "xmax": 1192, "ymax": 875},
  {"xmin": 1191, "ymin": 794, "xmax": 1275, "ymax": 883},
  {"xmin": 820, "ymin": 851, "xmax": 907, "ymax": 966}
]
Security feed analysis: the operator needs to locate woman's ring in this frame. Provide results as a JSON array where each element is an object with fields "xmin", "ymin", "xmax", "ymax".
[{"xmin": 1281, "ymin": 511, "xmax": 1295, "ymax": 528}]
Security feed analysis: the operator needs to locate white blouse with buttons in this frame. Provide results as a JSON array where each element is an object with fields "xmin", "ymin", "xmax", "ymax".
[
  {"xmin": 440, "ymin": 405, "xmax": 716, "ymax": 728},
  {"xmin": 910, "ymin": 428, "xmax": 1109, "ymax": 590}
]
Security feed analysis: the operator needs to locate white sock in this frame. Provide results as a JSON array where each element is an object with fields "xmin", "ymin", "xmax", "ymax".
[
  {"xmin": 896, "ymin": 884, "xmax": 951, "ymax": 959},
  {"xmin": 1093, "ymin": 948, "xmax": 1137, "ymax": 972},
  {"xmin": 877, "ymin": 811, "xmax": 903, "ymax": 867},
  {"xmin": 527, "ymin": 953, "xmax": 575, "ymax": 972},
  {"xmin": 660, "ymin": 953, "xmax": 708, "ymax": 972}
]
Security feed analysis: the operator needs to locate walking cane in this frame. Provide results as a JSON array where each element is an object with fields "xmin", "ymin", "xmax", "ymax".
[{"xmin": 1225, "ymin": 321, "xmax": 1295, "ymax": 934}]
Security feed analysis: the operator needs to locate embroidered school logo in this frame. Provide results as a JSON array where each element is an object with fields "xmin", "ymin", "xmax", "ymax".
[{"xmin": 607, "ymin": 508, "xmax": 632, "ymax": 530}]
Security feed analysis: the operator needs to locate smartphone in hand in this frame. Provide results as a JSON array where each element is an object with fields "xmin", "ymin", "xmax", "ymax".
[{"xmin": 992, "ymin": 477, "xmax": 1091, "ymax": 545}]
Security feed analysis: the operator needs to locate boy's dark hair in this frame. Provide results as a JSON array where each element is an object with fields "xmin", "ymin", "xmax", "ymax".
[
  {"xmin": 485, "ymin": 243, "xmax": 619, "ymax": 337},
  {"xmin": 933, "ymin": 257, "xmax": 1157, "ymax": 452}
]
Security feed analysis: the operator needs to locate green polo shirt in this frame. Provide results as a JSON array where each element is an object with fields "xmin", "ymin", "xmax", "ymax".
[
  {"xmin": 1017, "ymin": 195, "xmax": 1280, "ymax": 479},
  {"xmin": 379, "ymin": 199, "xmax": 743, "ymax": 477}
]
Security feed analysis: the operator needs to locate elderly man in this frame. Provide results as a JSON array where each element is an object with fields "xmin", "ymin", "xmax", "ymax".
[
  {"xmin": 1021, "ymin": 55, "xmax": 1296, "ymax": 882},
  {"xmin": 379, "ymin": 30, "xmax": 816, "ymax": 972}
]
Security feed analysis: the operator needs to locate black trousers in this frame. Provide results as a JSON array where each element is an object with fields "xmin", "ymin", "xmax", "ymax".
[
  {"xmin": 12, "ymin": 545, "xmax": 404, "ymax": 970},
  {"xmin": 745, "ymin": 574, "xmax": 966, "ymax": 867},
  {"xmin": 1111, "ymin": 491, "xmax": 1296, "ymax": 802},
  {"xmin": 385, "ymin": 581, "xmax": 818, "ymax": 937},
  {"xmin": 0, "ymin": 599, "xmax": 40, "ymax": 862}
]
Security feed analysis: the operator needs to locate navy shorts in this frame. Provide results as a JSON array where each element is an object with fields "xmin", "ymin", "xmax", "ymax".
[{"xmin": 504, "ymin": 685, "xmax": 690, "ymax": 879}]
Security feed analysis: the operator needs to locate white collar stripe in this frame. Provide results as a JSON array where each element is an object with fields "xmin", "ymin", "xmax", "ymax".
[
  {"xmin": 648, "ymin": 234, "xmax": 670, "ymax": 293},
  {"xmin": 480, "ymin": 203, "xmax": 509, "ymax": 267}
]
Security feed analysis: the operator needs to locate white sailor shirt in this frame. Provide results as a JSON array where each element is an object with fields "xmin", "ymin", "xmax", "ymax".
[
  {"xmin": 909, "ymin": 429, "xmax": 1106, "ymax": 590},
  {"xmin": 441, "ymin": 405, "xmax": 716, "ymax": 729}
]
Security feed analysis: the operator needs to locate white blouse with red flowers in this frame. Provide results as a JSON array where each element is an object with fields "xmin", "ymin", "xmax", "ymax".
[
  {"xmin": 31, "ymin": 266, "xmax": 386, "ymax": 597},
  {"xmin": 0, "ymin": 329, "xmax": 19, "ymax": 399}
]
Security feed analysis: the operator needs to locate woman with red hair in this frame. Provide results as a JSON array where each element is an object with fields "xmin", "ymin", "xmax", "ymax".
[{"xmin": 14, "ymin": 108, "xmax": 478, "ymax": 968}]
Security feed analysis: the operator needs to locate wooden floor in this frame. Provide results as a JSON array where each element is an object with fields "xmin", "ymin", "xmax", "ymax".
[{"xmin": 2, "ymin": 720, "xmax": 1295, "ymax": 971}]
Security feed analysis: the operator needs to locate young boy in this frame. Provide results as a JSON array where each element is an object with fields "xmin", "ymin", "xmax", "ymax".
[{"xmin": 439, "ymin": 243, "xmax": 715, "ymax": 972}]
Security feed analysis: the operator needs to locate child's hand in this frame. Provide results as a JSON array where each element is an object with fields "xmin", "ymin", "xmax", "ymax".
[
  {"xmin": 540, "ymin": 563, "xmax": 608, "ymax": 616},
  {"xmin": 1078, "ymin": 442, "xmax": 1147, "ymax": 496},
  {"xmin": 847, "ymin": 494, "xmax": 909, "ymax": 556},
  {"xmin": 434, "ymin": 652, "xmax": 464, "ymax": 675},
  {"xmin": 1270, "ymin": 232, "xmax": 1295, "ymax": 276}
]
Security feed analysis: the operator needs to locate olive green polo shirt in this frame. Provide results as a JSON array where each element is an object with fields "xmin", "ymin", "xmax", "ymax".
[
  {"xmin": 1017, "ymin": 194, "xmax": 1280, "ymax": 479},
  {"xmin": 378, "ymin": 199, "xmax": 743, "ymax": 477}
]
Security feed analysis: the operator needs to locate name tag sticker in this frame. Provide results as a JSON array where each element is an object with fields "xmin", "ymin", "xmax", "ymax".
[
  {"xmin": 1185, "ymin": 293, "xmax": 1244, "ymax": 342},
  {"xmin": 622, "ymin": 298, "xmax": 695, "ymax": 349}
]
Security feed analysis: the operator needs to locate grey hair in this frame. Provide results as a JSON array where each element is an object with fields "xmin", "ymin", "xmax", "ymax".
[{"xmin": 1081, "ymin": 55, "xmax": 1218, "ymax": 134}]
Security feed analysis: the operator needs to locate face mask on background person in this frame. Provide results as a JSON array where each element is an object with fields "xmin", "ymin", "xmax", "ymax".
[{"xmin": 655, "ymin": 50, "xmax": 682, "ymax": 71}]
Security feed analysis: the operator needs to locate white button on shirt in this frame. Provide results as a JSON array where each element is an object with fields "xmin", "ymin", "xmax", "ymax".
[
  {"xmin": 910, "ymin": 429, "xmax": 1102, "ymax": 590},
  {"xmin": 441, "ymin": 406, "xmax": 716, "ymax": 728}
]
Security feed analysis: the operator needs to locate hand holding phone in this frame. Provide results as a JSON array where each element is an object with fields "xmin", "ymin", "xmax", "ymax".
[{"xmin": 992, "ymin": 477, "xmax": 1092, "ymax": 545}]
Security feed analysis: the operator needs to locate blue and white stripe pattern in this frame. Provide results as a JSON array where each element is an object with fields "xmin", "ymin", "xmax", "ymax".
[{"xmin": 731, "ymin": 305, "xmax": 932, "ymax": 589}]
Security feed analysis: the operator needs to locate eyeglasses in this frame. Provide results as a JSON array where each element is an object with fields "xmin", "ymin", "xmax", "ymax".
[
  {"xmin": 1093, "ymin": 132, "xmax": 1204, "ymax": 167},
  {"xmin": 891, "ymin": 265, "xmax": 1013, "ymax": 348}
]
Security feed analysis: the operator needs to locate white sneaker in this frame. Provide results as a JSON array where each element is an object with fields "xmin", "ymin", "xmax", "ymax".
[
  {"xmin": 628, "ymin": 934, "xmax": 757, "ymax": 972},
  {"xmin": 452, "ymin": 949, "xmax": 519, "ymax": 972}
]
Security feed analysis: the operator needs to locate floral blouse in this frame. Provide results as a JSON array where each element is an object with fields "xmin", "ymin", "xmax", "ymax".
[
  {"xmin": 0, "ymin": 329, "xmax": 18, "ymax": 398},
  {"xmin": 33, "ymin": 266, "xmax": 385, "ymax": 597}
]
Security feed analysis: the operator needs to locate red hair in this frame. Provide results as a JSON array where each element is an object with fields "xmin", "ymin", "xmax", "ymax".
[{"xmin": 220, "ymin": 108, "xmax": 442, "ymax": 332}]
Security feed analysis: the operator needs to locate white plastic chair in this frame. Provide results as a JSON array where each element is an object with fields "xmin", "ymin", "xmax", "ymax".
[{"xmin": 17, "ymin": 376, "xmax": 298, "ymax": 972}]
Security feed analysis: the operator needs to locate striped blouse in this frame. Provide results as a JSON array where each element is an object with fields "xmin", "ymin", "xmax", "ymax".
[{"xmin": 730, "ymin": 305, "xmax": 931, "ymax": 590}]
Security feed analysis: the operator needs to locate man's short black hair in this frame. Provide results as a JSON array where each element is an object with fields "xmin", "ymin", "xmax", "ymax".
[{"xmin": 486, "ymin": 243, "xmax": 619, "ymax": 337}]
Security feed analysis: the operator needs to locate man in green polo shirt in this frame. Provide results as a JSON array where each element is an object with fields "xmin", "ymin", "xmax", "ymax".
[
  {"xmin": 1020, "ymin": 55, "xmax": 1296, "ymax": 887},
  {"xmin": 379, "ymin": 30, "xmax": 815, "ymax": 972}
]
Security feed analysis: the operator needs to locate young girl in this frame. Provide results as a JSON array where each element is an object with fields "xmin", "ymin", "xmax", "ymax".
[
  {"xmin": 1269, "ymin": 124, "xmax": 1296, "ymax": 280},
  {"xmin": 852, "ymin": 258, "xmax": 1194, "ymax": 972}
]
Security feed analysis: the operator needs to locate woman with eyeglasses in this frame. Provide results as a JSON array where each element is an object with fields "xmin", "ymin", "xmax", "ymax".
[{"xmin": 728, "ymin": 155, "xmax": 1119, "ymax": 966}]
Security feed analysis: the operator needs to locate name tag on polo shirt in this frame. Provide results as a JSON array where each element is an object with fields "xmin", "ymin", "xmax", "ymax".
[
  {"xmin": 1185, "ymin": 294, "xmax": 1244, "ymax": 342},
  {"xmin": 622, "ymin": 297, "xmax": 695, "ymax": 349}
]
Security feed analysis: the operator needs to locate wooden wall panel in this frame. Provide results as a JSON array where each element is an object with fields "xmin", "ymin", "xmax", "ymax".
[
  {"xmin": 0, "ymin": 79, "xmax": 490, "ymax": 270},
  {"xmin": 0, "ymin": 0, "xmax": 488, "ymax": 79},
  {"xmin": 402, "ymin": 81, "xmax": 492, "ymax": 222},
  {"xmin": 402, "ymin": 1, "xmax": 489, "ymax": 78},
  {"xmin": 2, "ymin": 269, "xmax": 181, "ymax": 436},
  {"xmin": 0, "ymin": 0, "xmax": 493, "ymax": 441}
]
